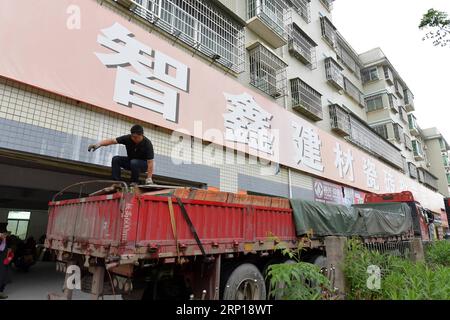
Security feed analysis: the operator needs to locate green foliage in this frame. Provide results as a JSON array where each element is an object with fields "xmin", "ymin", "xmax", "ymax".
[
  {"xmin": 419, "ymin": 9, "xmax": 450, "ymax": 29},
  {"xmin": 267, "ymin": 261, "xmax": 333, "ymax": 300},
  {"xmin": 344, "ymin": 239, "xmax": 450, "ymax": 300},
  {"xmin": 419, "ymin": 8, "xmax": 450, "ymax": 47},
  {"xmin": 425, "ymin": 240, "xmax": 450, "ymax": 267},
  {"xmin": 266, "ymin": 237, "xmax": 334, "ymax": 300}
]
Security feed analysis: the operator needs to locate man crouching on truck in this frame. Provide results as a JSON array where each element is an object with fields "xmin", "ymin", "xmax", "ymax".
[{"xmin": 88, "ymin": 124, "xmax": 154, "ymax": 186}]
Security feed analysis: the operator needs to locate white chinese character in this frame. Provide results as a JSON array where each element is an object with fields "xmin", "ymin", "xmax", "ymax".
[
  {"xmin": 223, "ymin": 93, "xmax": 274, "ymax": 154},
  {"xmin": 363, "ymin": 158, "xmax": 379, "ymax": 190},
  {"xmin": 292, "ymin": 122, "xmax": 324, "ymax": 172},
  {"xmin": 334, "ymin": 142, "xmax": 354, "ymax": 181},
  {"xmin": 384, "ymin": 171, "xmax": 396, "ymax": 192},
  {"xmin": 95, "ymin": 23, "xmax": 189, "ymax": 122}
]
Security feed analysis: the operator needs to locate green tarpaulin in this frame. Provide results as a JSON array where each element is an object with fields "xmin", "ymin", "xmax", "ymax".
[{"xmin": 289, "ymin": 199, "xmax": 413, "ymax": 238}]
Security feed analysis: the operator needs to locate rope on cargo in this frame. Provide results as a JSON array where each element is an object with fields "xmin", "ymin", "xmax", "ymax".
[
  {"xmin": 167, "ymin": 197, "xmax": 181, "ymax": 263},
  {"xmin": 173, "ymin": 196, "xmax": 207, "ymax": 257}
]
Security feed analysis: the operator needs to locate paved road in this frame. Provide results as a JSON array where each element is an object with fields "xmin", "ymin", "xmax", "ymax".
[{"xmin": 3, "ymin": 261, "xmax": 122, "ymax": 300}]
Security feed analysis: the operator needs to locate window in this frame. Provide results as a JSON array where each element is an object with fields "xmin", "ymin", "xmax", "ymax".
[
  {"xmin": 320, "ymin": 16, "xmax": 337, "ymax": 48},
  {"xmin": 132, "ymin": 0, "xmax": 245, "ymax": 73},
  {"xmin": 362, "ymin": 67, "xmax": 379, "ymax": 83},
  {"xmin": 343, "ymin": 77, "xmax": 365, "ymax": 107},
  {"xmin": 325, "ymin": 57, "xmax": 344, "ymax": 90},
  {"xmin": 404, "ymin": 134, "xmax": 413, "ymax": 151},
  {"xmin": 247, "ymin": 0, "xmax": 287, "ymax": 39},
  {"xmin": 7, "ymin": 211, "xmax": 31, "ymax": 240},
  {"xmin": 290, "ymin": 78, "xmax": 322, "ymax": 120},
  {"xmin": 393, "ymin": 123, "xmax": 403, "ymax": 142},
  {"xmin": 286, "ymin": 0, "xmax": 311, "ymax": 23},
  {"xmin": 288, "ymin": 23, "xmax": 317, "ymax": 69},
  {"xmin": 372, "ymin": 124, "xmax": 388, "ymax": 140},
  {"xmin": 248, "ymin": 42, "xmax": 288, "ymax": 98},
  {"xmin": 365, "ymin": 95, "xmax": 384, "ymax": 112},
  {"xmin": 408, "ymin": 162, "xmax": 418, "ymax": 179}
]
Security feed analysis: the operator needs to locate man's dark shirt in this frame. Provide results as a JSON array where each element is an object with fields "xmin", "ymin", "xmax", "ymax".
[{"xmin": 116, "ymin": 135, "xmax": 154, "ymax": 161}]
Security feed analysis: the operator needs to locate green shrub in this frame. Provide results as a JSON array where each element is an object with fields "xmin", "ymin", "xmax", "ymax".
[
  {"xmin": 267, "ymin": 261, "xmax": 333, "ymax": 300},
  {"xmin": 425, "ymin": 240, "xmax": 450, "ymax": 267},
  {"xmin": 344, "ymin": 239, "xmax": 450, "ymax": 300}
]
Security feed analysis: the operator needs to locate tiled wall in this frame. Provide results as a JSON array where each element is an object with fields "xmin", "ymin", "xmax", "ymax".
[{"xmin": 0, "ymin": 77, "xmax": 314, "ymax": 195}]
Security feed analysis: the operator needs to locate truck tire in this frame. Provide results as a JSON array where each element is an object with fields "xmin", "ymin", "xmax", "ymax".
[
  {"xmin": 222, "ymin": 263, "xmax": 266, "ymax": 300},
  {"xmin": 309, "ymin": 255, "xmax": 327, "ymax": 270}
]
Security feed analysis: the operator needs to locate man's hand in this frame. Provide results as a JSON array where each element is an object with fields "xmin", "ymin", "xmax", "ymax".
[
  {"xmin": 145, "ymin": 177, "xmax": 153, "ymax": 185},
  {"xmin": 88, "ymin": 144, "xmax": 100, "ymax": 152}
]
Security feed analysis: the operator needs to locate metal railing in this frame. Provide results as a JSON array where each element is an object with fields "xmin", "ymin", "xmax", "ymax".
[
  {"xmin": 348, "ymin": 116, "xmax": 404, "ymax": 170},
  {"xmin": 325, "ymin": 57, "xmax": 344, "ymax": 90},
  {"xmin": 404, "ymin": 134, "xmax": 413, "ymax": 151},
  {"xmin": 130, "ymin": 0, "xmax": 245, "ymax": 73},
  {"xmin": 288, "ymin": 23, "xmax": 317, "ymax": 69},
  {"xmin": 419, "ymin": 168, "xmax": 439, "ymax": 190},
  {"xmin": 329, "ymin": 104, "xmax": 351, "ymax": 136},
  {"xmin": 343, "ymin": 77, "xmax": 365, "ymax": 107},
  {"xmin": 383, "ymin": 66, "xmax": 394, "ymax": 85},
  {"xmin": 364, "ymin": 240, "xmax": 412, "ymax": 259},
  {"xmin": 394, "ymin": 80, "xmax": 404, "ymax": 99},
  {"xmin": 247, "ymin": 0, "xmax": 288, "ymax": 40},
  {"xmin": 319, "ymin": 0, "xmax": 334, "ymax": 11},
  {"xmin": 286, "ymin": 0, "xmax": 311, "ymax": 23},
  {"xmin": 290, "ymin": 78, "xmax": 323, "ymax": 120},
  {"xmin": 248, "ymin": 43, "xmax": 288, "ymax": 98},
  {"xmin": 388, "ymin": 94, "xmax": 399, "ymax": 113},
  {"xmin": 404, "ymin": 89, "xmax": 415, "ymax": 110},
  {"xmin": 320, "ymin": 16, "xmax": 337, "ymax": 48}
]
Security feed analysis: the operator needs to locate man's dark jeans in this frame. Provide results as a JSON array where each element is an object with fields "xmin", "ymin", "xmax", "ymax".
[{"xmin": 112, "ymin": 156, "xmax": 148, "ymax": 184}]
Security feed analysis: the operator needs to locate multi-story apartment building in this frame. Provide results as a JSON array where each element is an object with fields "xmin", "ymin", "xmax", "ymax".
[{"xmin": 0, "ymin": 0, "xmax": 448, "ymax": 235}]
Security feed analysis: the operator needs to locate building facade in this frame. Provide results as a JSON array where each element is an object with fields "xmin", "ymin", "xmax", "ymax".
[{"xmin": 0, "ymin": 0, "xmax": 448, "ymax": 224}]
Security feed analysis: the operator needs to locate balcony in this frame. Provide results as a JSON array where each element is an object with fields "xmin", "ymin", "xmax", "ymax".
[
  {"xmin": 388, "ymin": 94, "xmax": 399, "ymax": 113},
  {"xmin": 129, "ymin": 0, "xmax": 246, "ymax": 73},
  {"xmin": 408, "ymin": 162, "xmax": 418, "ymax": 179},
  {"xmin": 320, "ymin": 16, "xmax": 337, "ymax": 49},
  {"xmin": 330, "ymin": 109, "xmax": 405, "ymax": 169},
  {"xmin": 383, "ymin": 66, "xmax": 394, "ymax": 85},
  {"xmin": 419, "ymin": 168, "xmax": 439, "ymax": 190},
  {"xmin": 329, "ymin": 104, "xmax": 350, "ymax": 136},
  {"xmin": 404, "ymin": 89, "xmax": 415, "ymax": 112},
  {"xmin": 394, "ymin": 80, "xmax": 404, "ymax": 99},
  {"xmin": 319, "ymin": 0, "xmax": 334, "ymax": 11},
  {"xmin": 404, "ymin": 133, "xmax": 413, "ymax": 151},
  {"xmin": 248, "ymin": 42, "xmax": 288, "ymax": 98},
  {"xmin": 408, "ymin": 114, "xmax": 420, "ymax": 136},
  {"xmin": 398, "ymin": 106, "xmax": 408, "ymax": 124},
  {"xmin": 343, "ymin": 77, "xmax": 365, "ymax": 107},
  {"xmin": 290, "ymin": 78, "xmax": 323, "ymax": 121},
  {"xmin": 325, "ymin": 57, "xmax": 344, "ymax": 90},
  {"xmin": 247, "ymin": 0, "xmax": 288, "ymax": 48},
  {"xmin": 286, "ymin": 0, "xmax": 311, "ymax": 23},
  {"xmin": 412, "ymin": 140, "xmax": 425, "ymax": 161},
  {"xmin": 288, "ymin": 23, "xmax": 317, "ymax": 69}
]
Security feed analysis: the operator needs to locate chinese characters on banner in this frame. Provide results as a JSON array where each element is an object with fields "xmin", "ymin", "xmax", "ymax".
[
  {"xmin": 95, "ymin": 23, "xmax": 189, "ymax": 122},
  {"xmin": 292, "ymin": 122, "xmax": 324, "ymax": 172},
  {"xmin": 223, "ymin": 93, "xmax": 275, "ymax": 154}
]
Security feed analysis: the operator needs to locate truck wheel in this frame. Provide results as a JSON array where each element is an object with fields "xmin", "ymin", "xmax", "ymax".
[
  {"xmin": 309, "ymin": 255, "xmax": 327, "ymax": 270},
  {"xmin": 222, "ymin": 263, "xmax": 266, "ymax": 300}
]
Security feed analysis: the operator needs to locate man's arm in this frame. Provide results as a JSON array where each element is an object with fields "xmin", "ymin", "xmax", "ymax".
[
  {"xmin": 88, "ymin": 138, "xmax": 118, "ymax": 152},
  {"xmin": 147, "ymin": 160, "xmax": 154, "ymax": 178}
]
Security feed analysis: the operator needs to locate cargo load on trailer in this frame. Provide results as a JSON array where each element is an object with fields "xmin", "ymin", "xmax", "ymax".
[{"xmin": 290, "ymin": 200, "xmax": 413, "ymax": 238}]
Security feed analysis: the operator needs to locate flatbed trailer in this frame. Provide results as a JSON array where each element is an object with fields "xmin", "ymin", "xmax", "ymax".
[{"xmin": 44, "ymin": 182, "xmax": 414, "ymax": 300}]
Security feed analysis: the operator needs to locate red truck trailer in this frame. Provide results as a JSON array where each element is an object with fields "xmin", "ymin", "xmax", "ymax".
[{"xmin": 44, "ymin": 182, "xmax": 414, "ymax": 300}]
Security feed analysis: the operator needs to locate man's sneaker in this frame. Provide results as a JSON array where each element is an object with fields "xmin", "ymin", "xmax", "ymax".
[{"xmin": 0, "ymin": 292, "xmax": 8, "ymax": 299}]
